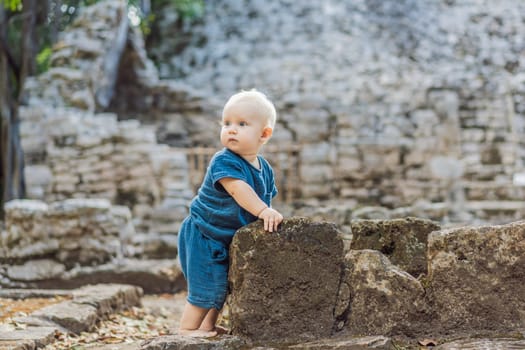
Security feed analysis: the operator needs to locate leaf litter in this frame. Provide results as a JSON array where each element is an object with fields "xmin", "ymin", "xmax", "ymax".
[{"xmin": 41, "ymin": 306, "xmax": 172, "ymax": 350}]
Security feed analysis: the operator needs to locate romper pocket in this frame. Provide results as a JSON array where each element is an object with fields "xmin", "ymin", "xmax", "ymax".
[{"xmin": 207, "ymin": 237, "xmax": 228, "ymax": 263}]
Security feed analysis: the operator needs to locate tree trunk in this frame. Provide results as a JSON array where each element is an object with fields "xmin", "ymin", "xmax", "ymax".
[
  {"xmin": 0, "ymin": 5, "xmax": 26, "ymax": 217},
  {"xmin": 50, "ymin": 0, "xmax": 61, "ymax": 43},
  {"xmin": 20, "ymin": 0, "xmax": 37, "ymax": 92}
]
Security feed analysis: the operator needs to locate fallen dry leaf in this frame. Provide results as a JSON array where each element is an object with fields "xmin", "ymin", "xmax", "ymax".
[
  {"xmin": 418, "ymin": 338, "xmax": 438, "ymax": 346},
  {"xmin": 0, "ymin": 296, "xmax": 71, "ymax": 323},
  {"xmin": 41, "ymin": 303, "xmax": 171, "ymax": 350}
]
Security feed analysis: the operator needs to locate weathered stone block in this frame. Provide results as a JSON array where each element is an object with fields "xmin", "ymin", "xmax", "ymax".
[
  {"xmin": 287, "ymin": 335, "xmax": 392, "ymax": 349},
  {"xmin": 339, "ymin": 250, "xmax": 430, "ymax": 337},
  {"xmin": 427, "ymin": 220, "xmax": 525, "ymax": 333},
  {"xmin": 350, "ymin": 217, "xmax": 440, "ymax": 277},
  {"xmin": 228, "ymin": 217, "xmax": 344, "ymax": 343},
  {"xmin": 71, "ymin": 283, "xmax": 143, "ymax": 318},
  {"xmin": 32, "ymin": 301, "xmax": 98, "ymax": 334},
  {"xmin": 0, "ymin": 326, "xmax": 57, "ymax": 348}
]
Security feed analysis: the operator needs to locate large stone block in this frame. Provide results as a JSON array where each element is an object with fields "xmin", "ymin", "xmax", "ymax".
[
  {"xmin": 427, "ymin": 220, "xmax": 525, "ymax": 333},
  {"xmin": 228, "ymin": 217, "xmax": 344, "ymax": 343},
  {"xmin": 338, "ymin": 250, "xmax": 430, "ymax": 337},
  {"xmin": 350, "ymin": 217, "xmax": 440, "ymax": 277}
]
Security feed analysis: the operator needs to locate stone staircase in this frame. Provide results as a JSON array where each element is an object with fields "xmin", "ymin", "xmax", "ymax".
[{"xmin": 0, "ymin": 284, "xmax": 142, "ymax": 349}]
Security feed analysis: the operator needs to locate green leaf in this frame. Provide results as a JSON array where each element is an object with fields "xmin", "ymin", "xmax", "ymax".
[{"xmin": 0, "ymin": 0, "xmax": 22, "ymax": 11}]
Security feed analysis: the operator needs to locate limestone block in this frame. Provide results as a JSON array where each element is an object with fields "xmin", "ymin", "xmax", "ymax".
[
  {"xmin": 6, "ymin": 259, "xmax": 66, "ymax": 281},
  {"xmin": 52, "ymin": 173, "xmax": 79, "ymax": 185},
  {"xmin": 47, "ymin": 67, "xmax": 85, "ymax": 82},
  {"xmin": 81, "ymin": 144, "xmax": 114, "ymax": 158},
  {"xmin": 350, "ymin": 217, "xmax": 441, "ymax": 277},
  {"xmin": 300, "ymin": 183, "xmax": 333, "ymax": 199},
  {"xmin": 228, "ymin": 217, "xmax": 344, "ymax": 342},
  {"xmin": 0, "ymin": 326, "xmax": 58, "ymax": 348},
  {"xmin": 339, "ymin": 187, "xmax": 371, "ymax": 200},
  {"xmin": 56, "ymin": 236, "xmax": 121, "ymax": 265},
  {"xmin": 72, "ymin": 283, "xmax": 143, "ymax": 318},
  {"xmin": 4, "ymin": 199, "xmax": 48, "ymax": 221},
  {"xmin": 351, "ymin": 206, "xmax": 392, "ymax": 220},
  {"xmin": 47, "ymin": 145, "xmax": 80, "ymax": 159},
  {"xmin": 288, "ymin": 335, "xmax": 392, "ymax": 349},
  {"xmin": 361, "ymin": 145, "xmax": 401, "ymax": 174},
  {"xmin": 336, "ymin": 156, "xmax": 361, "ymax": 175},
  {"xmin": 428, "ymin": 220, "xmax": 525, "ymax": 333},
  {"xmin": 125, "ymin": 233, "xmax": 178, "ymax": 259},
  {"xmin": 340, "ymin": 249, "xmax": 429, "ymax": 337},
  {"xmin": 32, "ymin": 301, "xmax": 98, "ymax": 334},
  {"xmin": 129, "ymin": 164, "xmax": 155, "ymax": 178},
  {"xmin": 411, "ymin": 109, "xmax": 439, "ymax": 137},
  {"xmin": 299, "ymin": 164, "xmax": 333, "ymax": 183},
  {"xmin": 24, "ymin": 165, "xmax": 53, "ymax": 187},
  {"xmin": 48, "ymin": 198, "xmax": 111, "ymax": 217},
  {"xmin": 140, "ymin": 334, "xmax": 246, "ymax": 350},
  {"xmin": 69, "ymin": 89, "xmax": 95, "ymax": 111},
  {"xmin": 3, "ymin": 240, "xmax": 60, "ymax": 260},
  {"xmin": 300, "ymin": 142, "xmax": 334, "ymax": 163}
]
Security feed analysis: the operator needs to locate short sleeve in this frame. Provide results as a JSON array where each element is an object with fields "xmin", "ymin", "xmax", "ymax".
[{"xmin": 210, "ymin": 152, "xmax": 249, "ymax": 191}]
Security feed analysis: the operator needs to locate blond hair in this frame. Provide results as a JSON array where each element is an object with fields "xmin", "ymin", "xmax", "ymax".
[{"xmin": 223, "ymin": 89, "xmax": 277, "ymax": 128}]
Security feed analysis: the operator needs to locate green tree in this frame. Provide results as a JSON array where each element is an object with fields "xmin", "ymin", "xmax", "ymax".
[{"xmin": 0, "ymin": 0, "xmax": 35, "ymax": 215}]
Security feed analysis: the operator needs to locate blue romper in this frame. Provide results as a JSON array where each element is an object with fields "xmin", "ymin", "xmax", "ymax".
[{"xmin": 178, "ymin": 148, "xmax": 277, "ymax": 310}]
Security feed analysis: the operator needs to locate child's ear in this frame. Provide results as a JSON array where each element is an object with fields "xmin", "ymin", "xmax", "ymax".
[{"xmin": 261, "ymin": 126, "xmax": 273, "ymax": 143}]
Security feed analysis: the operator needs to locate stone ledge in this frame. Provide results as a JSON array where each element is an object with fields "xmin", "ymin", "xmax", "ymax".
[
  {"xmin": 139, "ymin": 334, "xmax": 392, "ymax": 350},
  {"xmin": 0, "ymin": 284, "xmax": 142, "ymax": 349},
  {"xmin": 0, "ymin": 339, "xmax": 35, "ymax": 350},
  {"xmin": 1, "ymin": 259, "xmax": 185, "ymax": 294},
  {"xmin": 0, "ymin": 327, "xmax": 56, "ymax": 349}
]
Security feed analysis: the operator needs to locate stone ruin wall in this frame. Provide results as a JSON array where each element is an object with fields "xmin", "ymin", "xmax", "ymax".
[
  {"xmin": 147, "ymin": 0, "xmax": 525, "ymax": 221},
  {"xmin": 14, "ymin": 0, "xmax": 525, "ymax": 230},
  {"xmin": 19, "ymin": 0, "xmax": 201, "ymax": 235}
]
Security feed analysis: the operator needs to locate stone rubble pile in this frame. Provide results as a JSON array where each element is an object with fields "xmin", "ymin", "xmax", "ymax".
[
  {"xmin": 21, "ymin": 106, "xmax": 191, "ymax": 232},
  {"xmin": 227, "ymin": 217, "xmax": 525, "ymax": 345},
  {"xmin": 0, "ymin": 199, "xmax": 183, "ymax": 292},
  {"xmin": 1, "ymin": 199, "xmax": 131, "ymax": 269},
  {"xmin": 19, "ymin": 0, "xmax": 203, "ymax": 235}
]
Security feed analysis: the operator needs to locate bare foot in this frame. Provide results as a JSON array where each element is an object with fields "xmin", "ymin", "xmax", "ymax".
[
  {"xmin": 214, "ymin": 325, "xmax": 229, "ymax": 335},
  {"xmin": 178, "ymin": 329, "xmax": 218, "ymax": 338}
]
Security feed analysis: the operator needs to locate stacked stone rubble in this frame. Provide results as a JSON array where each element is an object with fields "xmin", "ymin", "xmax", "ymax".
[
  {"xmin": 20, "ymin": 105, "xmax": 192, "ymax": 232},
  {"xmin": 1, "ymin": 199, "xmax": 132, "ymax": 268},
  {"xmin": 228, "ymin": 217, "xmax": 525, "ymax": 343}
]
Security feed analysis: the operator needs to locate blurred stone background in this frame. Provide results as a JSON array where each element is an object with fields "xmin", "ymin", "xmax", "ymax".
[{"xmin": 3, "ymin": 0, "xmax": 525, "ymax": 288}]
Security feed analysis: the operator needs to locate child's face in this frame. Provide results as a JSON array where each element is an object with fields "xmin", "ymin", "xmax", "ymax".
[{"xmin": 220, "ymin": 101, "xmax": 270, "ymax": 157}]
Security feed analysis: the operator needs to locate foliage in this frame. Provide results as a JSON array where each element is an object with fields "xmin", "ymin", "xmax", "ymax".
[
  {"xmin": 0, "ymin": 0, "xmax": 21, "ymax": 11},
  {"xmin": 173, "ymin": 0, "xmax": 204, "ymax": 20},
  {"xmin": 134, "ymin": 0, "xmax": 204, "ymax": 36},
  {"xmin": 36, "ymin": 46, "xmax": 52, "ymax": 74}
]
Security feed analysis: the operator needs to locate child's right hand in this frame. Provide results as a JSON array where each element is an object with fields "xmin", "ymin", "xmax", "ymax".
[{"xmin": 257, "ymin": 207, "xmax": 283, "ymax": 233}]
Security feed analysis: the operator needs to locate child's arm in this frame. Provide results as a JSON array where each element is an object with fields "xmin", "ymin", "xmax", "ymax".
[{"xmin": 219, "ymin": 177, "xmax": 283, "ymax": 232}]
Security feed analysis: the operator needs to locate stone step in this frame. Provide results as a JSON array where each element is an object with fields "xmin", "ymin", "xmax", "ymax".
[
  {"xmin": 0, "ymin": 284, "xmax": 142, "ymax": 350},
  {"xmin": 140, "ymin": 334, "xmax": 392, "ymax": 350},
  {"xmin": 465, "ymin": 200, "xmax": 525, "ymax": 212},
  {"xmin": 462, "ymin": 180, "xmax": 525, "ymax": 201},
  {"xmin": 436, "ymin": 338, "xmax": 525, "ymax": 350}
]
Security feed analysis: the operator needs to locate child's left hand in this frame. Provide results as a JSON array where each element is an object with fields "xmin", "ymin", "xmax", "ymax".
[{"xmin": 258, "ymin": 207, "xmax": 283, "ymax": 232}]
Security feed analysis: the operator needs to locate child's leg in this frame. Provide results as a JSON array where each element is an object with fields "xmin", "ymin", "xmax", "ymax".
[
  {"xmin": 199, "ymin": 308, "xmax": 229, "ymax": 334},
  {"xmin": 179, "ymin": 301, "xmax": 217, "ymax": 337},
  {"xmin": 198, "ymin": 308, "xmax": 220, "ymax": 331}
]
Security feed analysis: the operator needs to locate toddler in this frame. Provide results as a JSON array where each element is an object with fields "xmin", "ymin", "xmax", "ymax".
[{"xmin": 177, "ymin": 89, "xmax": 284, "ymax": 337}]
